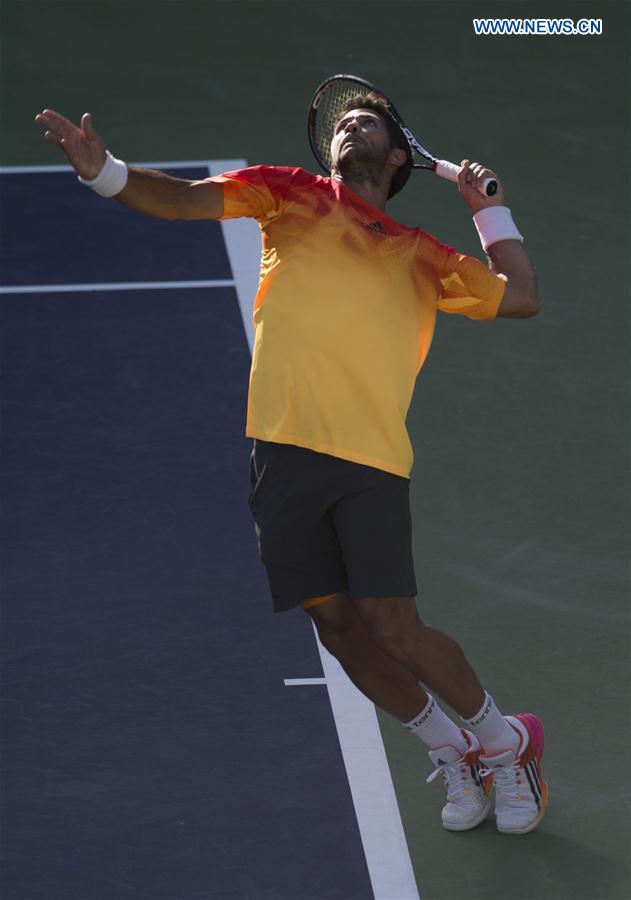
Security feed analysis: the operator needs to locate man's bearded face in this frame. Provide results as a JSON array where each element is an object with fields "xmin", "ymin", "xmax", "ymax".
[{"xmin": 330, "ymin": 109, "xmax": 392, "ymax": 177}]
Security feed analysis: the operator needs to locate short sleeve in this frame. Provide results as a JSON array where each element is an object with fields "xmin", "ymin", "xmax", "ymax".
[
  {"xmin": 433, "ymin": 240, "xmax": 506, "ymax": 321},
  {"xmin": 205, "ymin": 165, "xmax": 296, "ymax": 224}
]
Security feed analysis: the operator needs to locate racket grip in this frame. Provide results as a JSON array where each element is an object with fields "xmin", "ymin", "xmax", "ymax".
[{"xmin": 434, "ymin": 159, "xmax": 498, "ymax": 197}]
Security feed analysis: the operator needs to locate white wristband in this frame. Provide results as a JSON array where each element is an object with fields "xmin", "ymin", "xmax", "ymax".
[
  {"xmin": 78, "ymin": 150, "xmax": 128, "ymax": 197},
  {"xmin": 473, "ymin": 206, "xmax": 523, "ymax": 253}
]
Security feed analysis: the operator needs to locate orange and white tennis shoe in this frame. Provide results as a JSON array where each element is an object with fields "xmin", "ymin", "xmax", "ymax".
[
  {"xmin": 479, "ymin": 713, "xmax": 549, "ymax": 834},
  {"xmin": 426, "ymin": 729, "xmax": 493, "ymax": 831}
]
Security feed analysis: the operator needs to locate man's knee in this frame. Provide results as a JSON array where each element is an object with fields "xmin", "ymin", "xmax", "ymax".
[
  {"xmin": 303, "ymin": 591, "xmax": 362, "ymax": 654},
  {"xmin": 354, "ymin": 595, "xmax": 422, "ymax": 659},
  {"xmin": 303, "ymin": 590, "xmax": 352, "ymax": 628}
]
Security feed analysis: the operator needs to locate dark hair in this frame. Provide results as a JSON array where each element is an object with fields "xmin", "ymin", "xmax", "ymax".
[{"xmin": 334, "ymin": 92, "xmax": 413, "ymax": 199}]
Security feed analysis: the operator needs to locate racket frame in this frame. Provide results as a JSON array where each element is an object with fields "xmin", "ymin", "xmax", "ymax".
[{"xmin": 308, "ymin": 74, "xmax": 497, "ymax": 196}]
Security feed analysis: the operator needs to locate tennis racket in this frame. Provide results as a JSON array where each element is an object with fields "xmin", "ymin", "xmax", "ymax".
[{"xmin": 308, "ymin": 74, "xmax": 497, "ymax": 197}]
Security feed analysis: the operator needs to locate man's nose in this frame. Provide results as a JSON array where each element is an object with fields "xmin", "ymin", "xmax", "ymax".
[{"xmin": 345, "ymin": 120, "xmax": 359, "ymax": 133}]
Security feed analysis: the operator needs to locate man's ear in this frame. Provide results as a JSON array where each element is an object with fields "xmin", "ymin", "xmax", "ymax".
[{"xmin": 389, "ymin": 147, "xmax": 408, "ymax": 169}]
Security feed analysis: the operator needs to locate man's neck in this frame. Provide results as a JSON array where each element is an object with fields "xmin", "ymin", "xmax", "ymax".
[{"xmin": 332, "ymin": 173, "xmax": 389, "ymax": 212}]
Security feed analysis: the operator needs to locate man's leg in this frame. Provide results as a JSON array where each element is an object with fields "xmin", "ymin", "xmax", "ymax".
[
  {"xmin": 352, "ymin": 594, "xmax": 486, "ymax": 719},
  {"xmin": 305, "ymin": 591, "xmax": 513, "ymax": 747},
  {"xmin": 304, "ymin": 590, "xmax": 494, "ymax": 831},
  {"xmin": 350, "ymin": 594, "xmax": 548, "ymax": 834},
  {"xmin": 304, "ymin": 590, "xmax": 488, "ymax": 729},
  {"xmin": 304, "ymin": 590, "xmax": 483, "ymax": 750},
  {"xmin": 350, "ymin": 594, "xmax": 521, "ymax": 746},
  {"xmin": 303, "ymin": 591, "xmax": 430, "ymax": 722}
]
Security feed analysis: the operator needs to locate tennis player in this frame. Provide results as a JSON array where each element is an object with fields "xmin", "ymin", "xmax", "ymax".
[{"xmin": 35, "ymin": 96, "xmax": 547, "ymax": 835}]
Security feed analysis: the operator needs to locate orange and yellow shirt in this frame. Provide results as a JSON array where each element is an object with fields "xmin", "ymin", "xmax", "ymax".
[{"xmin": 208, "ymin": 165, "xmax": 505, "ymax": 478}]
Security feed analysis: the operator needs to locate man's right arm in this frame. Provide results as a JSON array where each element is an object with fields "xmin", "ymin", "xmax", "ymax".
[
  {"xmin": 117, "ymin": 167, "xmax": 223, "ymax": 220},
  {"xmin": 35, "ymin": 109, "xmax": 223, "ymax": 221}
]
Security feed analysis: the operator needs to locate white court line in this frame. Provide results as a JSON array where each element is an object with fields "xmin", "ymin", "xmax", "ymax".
[
  {"xmin": 311, "ymin": 623, "xmax": 420, "ymax": 900},
  {"xmin": 0, "ymin": 163, "xmax": 86, "ymax": 173},
  {"xmin": 208, "ymin": 160, "xmax": 260, "ymax": 353},
  {"xmin": 216, "ymin": 162, "xmax": 420, "ymax": 900},
  {"xmin": 0, "ymin": 160, "xmax": 219, "ymax": 174},
  {"xmin": 0, "ymin": 280, "xmax": 234, "ymax": 295}
]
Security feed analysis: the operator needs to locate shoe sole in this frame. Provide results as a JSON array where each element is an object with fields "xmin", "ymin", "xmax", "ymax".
[{"xmin": 497, "ymin": 713, "xmax": 548, "ymax": 835}]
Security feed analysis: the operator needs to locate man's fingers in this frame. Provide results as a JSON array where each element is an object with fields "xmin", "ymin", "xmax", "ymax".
[
  {"xmin": 458, "ymin": 159, "xmax": 470, "ymax": 190},
  {"xmin": 458, "ymin": 159, "xmax": 477, "ymax": 192},
  {"xmin": 44, "ymin": 130, "xmax": 64, "ymax": 147},
  {"xmin": 458, "ymin": 159, "xmax": 497, "ymax": 193},
  {"xmin": 470, "ymin": 162, "xmax": 496, "ymax": 184},
  {"xmin": 40, "ymin": 108, "xmax": 71, "ymax": 126},
  {"xmin": 36, "ymin": 108, "xmax": 78, "ymax": 139},
  {"xmin": 81, "ymin": 112, "xmax": 98, "ymax": 138},
  {"xmin": 457, "ymin": 157, "xmax": 504, "ymax": 209},
  {"xmin": 36, "ymin": 108, "xmax": 105, "ymax": 177}
]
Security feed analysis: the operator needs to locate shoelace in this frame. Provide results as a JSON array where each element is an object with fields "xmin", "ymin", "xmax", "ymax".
[
  {"xmin": 426, "ymin": 760, "xmax": 475, "ymax": 801},
  {"xmin": 479, "ymin": 762, "xmax": 524, "ymax": 803}
]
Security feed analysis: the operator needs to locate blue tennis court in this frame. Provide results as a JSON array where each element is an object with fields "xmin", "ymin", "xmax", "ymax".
[{"xmin": 1, "ymin": 164, "xmax": 417, "ymax": 899}]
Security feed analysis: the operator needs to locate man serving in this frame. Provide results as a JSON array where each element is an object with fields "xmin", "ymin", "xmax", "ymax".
[{"xmin": 35, "ymin": 91, "xmax": 547, "ymax": 835}]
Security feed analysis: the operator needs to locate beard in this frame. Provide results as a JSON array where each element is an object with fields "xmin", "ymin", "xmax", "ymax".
[{"xmin": 334, "ymin": 141, "xmax": 391, "ymax": 187}]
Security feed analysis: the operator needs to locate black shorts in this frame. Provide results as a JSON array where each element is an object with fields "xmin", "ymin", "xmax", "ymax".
[{"xmin": 247, "ymin": 440, "xmax": 418, "ymax": 613}]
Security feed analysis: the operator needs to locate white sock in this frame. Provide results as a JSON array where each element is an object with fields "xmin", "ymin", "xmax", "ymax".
[
  {"xmin": 461, "ymin": 692, "xmax": 519, "ymax": 756},
  {"xmin": 404, "ymin": 694, "xmax": 468, "ymax": 754}
]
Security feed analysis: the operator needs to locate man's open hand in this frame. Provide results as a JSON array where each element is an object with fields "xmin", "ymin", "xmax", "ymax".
[{"xmin": 34, "ymin": 109, "xmax": 106, "ymax": 180}]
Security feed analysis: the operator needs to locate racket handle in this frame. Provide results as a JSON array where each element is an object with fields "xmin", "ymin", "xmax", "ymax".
[{"xmin": 434, "ymin": 159, "xmax": 498, "ymax": 197}]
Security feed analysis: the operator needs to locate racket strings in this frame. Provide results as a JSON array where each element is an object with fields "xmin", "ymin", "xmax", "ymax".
[
  {"xmin": 314, "ymin": 79, "xmax": 379, "ymax": 170},
  {"xmin": 312, "ymin": 78, "xmax": 433, "ymax": 176}
]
